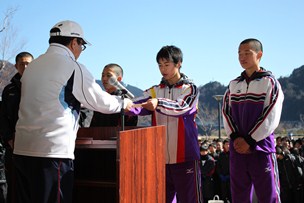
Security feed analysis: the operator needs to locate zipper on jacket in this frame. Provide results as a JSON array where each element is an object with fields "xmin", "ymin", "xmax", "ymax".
[
  {"xmin": 166, "ymin": 86, "xmax": 171, "ymax": 163},
  {"xmin": 166, "ymin": 86, "xmax": 175, "ymax": 163}
]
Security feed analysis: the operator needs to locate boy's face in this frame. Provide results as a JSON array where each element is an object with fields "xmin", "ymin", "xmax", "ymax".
[
  {"xmin": 294, "ymin": 142, "xmax": 301, "ymax": 149},
  {"xmin": 208, "ymin": 145, "xmax": 215, "ymax": 152},
  {"xmin": 216, "ymin": 142, "xmax": 222, "ymax": 151},
  {"xmin": 223, "ymin": 142, "xmax": 230, "ymax": 151},
  {"xmin": 276, "ymin": 138, "xmax": 282, "ymax": 146},
  {"xmin": 15, "ymin": 56, "xmax": 33, "ymax": 75},
  {"xmin": 200, "ymin": 150, "xmax": 208, "ymax": 155},
  {"xmin": 101, "ymin": 67, "xmax": 121, "ymax": 93},
  {"xmin": 158, "ymin": 58, "xmax": 181, "ymax": 84},
  {"xmin": 238, "ymin": 42, "xmax": 262, "ymax": 72}
]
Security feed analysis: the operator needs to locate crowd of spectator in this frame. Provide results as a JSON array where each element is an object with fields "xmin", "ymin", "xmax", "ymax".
[
  {"xmin": 275, "ymin": 136, "xmax": 304, "ymax": 203},
  {"xmin": 199, "ymin": 136, "xmax": 304, "ymax": 203}
]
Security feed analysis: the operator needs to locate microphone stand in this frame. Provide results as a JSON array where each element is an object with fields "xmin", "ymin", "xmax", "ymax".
[{"xmin": 120, "ymin": 89, "xmax": 128, "ymax": 131}]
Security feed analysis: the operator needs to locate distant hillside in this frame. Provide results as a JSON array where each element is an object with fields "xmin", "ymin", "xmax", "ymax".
[
  {"xmin": 197, "ymin": 65, "xmax": 304, "ymax": 123},
  {"xmin": 196, "ymin": 81, "xmax": 226, "ymax": 126},
  {"xmin": 198, "ymin": 81, "xmax": 227, "ymax": 111},
  {"xmin": 0, "ymin": 60, "xmax": 17, "ymax": 99},
  {"xmin": 278, "ymin": 65, "xmax": 304, "ymax": 121}
]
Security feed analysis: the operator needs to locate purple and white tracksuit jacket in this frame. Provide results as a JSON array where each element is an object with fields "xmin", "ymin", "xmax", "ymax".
[
  {"xmin": 129, "ymin": 74, "xmax": 203, "ymax": 202},
  {"xmin": 222, "ymin": 68, "xmax": 284, "ymax": 203},
  {"xmin": 130, "ymin": 73, "xmax": 200, "ymax": 164}
]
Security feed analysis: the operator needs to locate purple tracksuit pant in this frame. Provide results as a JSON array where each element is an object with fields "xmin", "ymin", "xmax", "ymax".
[
  {"xmin": 166, "ymin": 160, "xmax": 203, "ymax": 203},
  {"xmin": 230, "ymin": 149, "xmax": 281, "ymax": 203}
]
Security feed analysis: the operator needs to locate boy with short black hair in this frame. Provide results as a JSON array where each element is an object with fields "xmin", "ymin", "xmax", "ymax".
[
  {"xmin": 90, "ymin": 63, "xmax": 138, "ymax": 127},
  {"xmin": 222, "ymin": 38, "xmax": 284, "ymax": 202},
  {"xmin": 0, "ymin": 51, "xmax": 34, "ymax": 203},
  {"xmin": 129, "ymin": 45, "xmax": 202, "ymax": 202}
]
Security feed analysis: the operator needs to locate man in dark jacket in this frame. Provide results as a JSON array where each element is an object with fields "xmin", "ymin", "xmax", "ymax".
[
  {"xmin": 216, "ymin": 139, "xmax": 231, "ymax": 203},
  {"xmin": 0, "ymin": 52, "xmax": 34, "ymax": 203},
  {"xmin": 200, "ymin": 143, "xmax": 216, "ymax": 202},
  {"xmin": 276, "ymin": 146, "xmax": 303, "ymax": 203}
]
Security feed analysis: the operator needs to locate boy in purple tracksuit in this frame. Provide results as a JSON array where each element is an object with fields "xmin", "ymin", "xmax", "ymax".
[
  {"xmin": 222, "ymin": 38, "xmax": 284, "ymax": 203},
  {"xmin": 129, "ymin": 45, "xmax": 202, "ymax": 203}
]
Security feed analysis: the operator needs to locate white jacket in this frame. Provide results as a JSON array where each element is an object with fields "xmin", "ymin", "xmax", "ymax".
[
  {"xmin": 14, "ymin": 43, "xmax": 126, "ymax": 159},
  {"xmin": 130, "ymin": 74, "xmax": 200, "ymax": 164}
]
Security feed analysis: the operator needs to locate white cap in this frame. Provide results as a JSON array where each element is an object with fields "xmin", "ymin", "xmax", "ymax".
[{"xmin": 50, "ymin": 20, "xmax": 91, "ymax": 45}]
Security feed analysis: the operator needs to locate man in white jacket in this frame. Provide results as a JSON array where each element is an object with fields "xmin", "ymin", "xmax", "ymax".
[{"xmin": 13, "ymin": 20, "xmax": 133, "ymax": 203}]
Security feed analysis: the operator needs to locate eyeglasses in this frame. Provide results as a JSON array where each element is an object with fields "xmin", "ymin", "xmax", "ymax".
[
  {"xmin": 77, "ymin": 38, "xmax": 86, "ymax": 51},
  {"xmin": 81, "ymin": 43, "xmax": 86, "ymax": 51}
]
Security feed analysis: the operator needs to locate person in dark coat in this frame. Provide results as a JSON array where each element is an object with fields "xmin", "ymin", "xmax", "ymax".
[
  {"xmin": 216, "ymin": 139, "xmax": 231, "ymax": 203},
  {"xmin": 277, "ymin": 146, "xmax": 304, "ymax": 203},
  {"xmin": 0, "ymin": 52, "xmax": 34, "ymax": 203},
  {"xmin": 200, "ymin": 143, "xmax": 216, "ymax": 203}
]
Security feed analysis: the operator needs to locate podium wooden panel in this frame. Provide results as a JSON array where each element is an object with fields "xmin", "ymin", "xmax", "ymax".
[{"xmin": 73, "ymin": 126, "xmax": 165, "ymax": 203}]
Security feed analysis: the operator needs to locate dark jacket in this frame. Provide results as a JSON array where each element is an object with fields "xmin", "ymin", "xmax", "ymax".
[
  {"xmin": 200, "ymin": 154, "xmax": 216, "ymax": 199},
  {"xmin": 216, "ymin": 150, "xmax": 230, "ymax": 181},
  {"xmin": 0, "ymin": 73, "xmax": 21, "ymax": 184},
  {"xmin": 200, "ymin": 154, "xmax": 216, "ymax": 178},
  {"xmin": 277, "ymin": 153, "xmax": 299, "ymax": 189},
  {"xmin": 277, "ymin": 153, "xmax": 304, "ymax": 203},
  {"xmin": 0, "ymin": 73, "xmax": 21, "ymax": 146}
]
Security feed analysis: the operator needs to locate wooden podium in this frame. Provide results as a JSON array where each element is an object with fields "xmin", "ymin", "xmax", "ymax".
[{"xmin": 73, "ymin": 126, "xmax": 166, "ymax": 203}]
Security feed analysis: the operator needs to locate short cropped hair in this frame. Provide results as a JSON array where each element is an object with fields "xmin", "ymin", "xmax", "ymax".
[
  {"xmin": 104, "ymin": 63, "xmax": 123, "ymax": 77},
  {"xmin": 240, "ymin": 38, "xmax": 263, "ymax": 53},
  {"xmin": 223, "ymin": 139, "xmax": 229, "ymax": 145},
  {"xmin": 15, "ymin": 52, "xmax": 34, "ymax": 63},
  {"xmin": 275, "ymin": 146, "xmax": 283, "ymax": 155},
  {"xmin": 156, "ymin": 45, "xmax": 183, "ymax": 65}
]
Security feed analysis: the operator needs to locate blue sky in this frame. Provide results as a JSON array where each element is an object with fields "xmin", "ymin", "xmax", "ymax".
[{"xmin": 1, "ymin": 0, "xmax": 303, "ymax": 90}]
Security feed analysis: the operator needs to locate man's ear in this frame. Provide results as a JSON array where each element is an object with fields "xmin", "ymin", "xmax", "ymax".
[
  {"xmin": 176, "ymin": 62, "xmax": 182, "ymax": 69},
  {"xmin": 257, "ymin": 51, "xmax": 263, "ymax": 61},
  {"xmin": 14, "ymin": 64, "xmax": 18, "ymax": 70},
  {"xmin": 68, "ymin": 38, "xmax": 77, "ymax": 51},
  {"xmin": 117, "ymin": 76, "xmax": 123, "ymax": 82}
]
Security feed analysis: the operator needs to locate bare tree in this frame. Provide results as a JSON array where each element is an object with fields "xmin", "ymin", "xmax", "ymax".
[
  {"xmin": 300, "ymin": 114, "xmax": 304, "ymax": 129},
  {"xmin": 196, "ymin": 104, "xmax": 217, "ymax": 138},
  {"xmin": 0, "ymin": 6, "xmax": 26, "ymax": 70}
]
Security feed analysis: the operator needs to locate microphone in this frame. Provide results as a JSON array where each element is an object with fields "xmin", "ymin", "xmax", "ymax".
[{"xmin": 108, "ymin": 76, "xmax": 135, "ymax": 99}]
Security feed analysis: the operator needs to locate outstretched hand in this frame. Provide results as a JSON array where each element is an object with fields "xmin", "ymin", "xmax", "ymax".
[
  {"xmin": 141, "ymin": 98, "xmax": 158, "ymax": 111},
  {"xmin": 124, "ymin": 98, "xmax": 134, "ymax": 112}
]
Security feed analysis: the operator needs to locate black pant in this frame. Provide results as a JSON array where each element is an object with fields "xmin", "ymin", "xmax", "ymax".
[
  {"xmin": 0, "ymin": 182, "xmax": 7, "ymax": 203},
  {"xmin": 4, "ymin": 147, "xmax": 14, "ymax": 203},
  {"xmin": 13, "ymin": 155, "xmax": 74, "ymax": 203}
]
